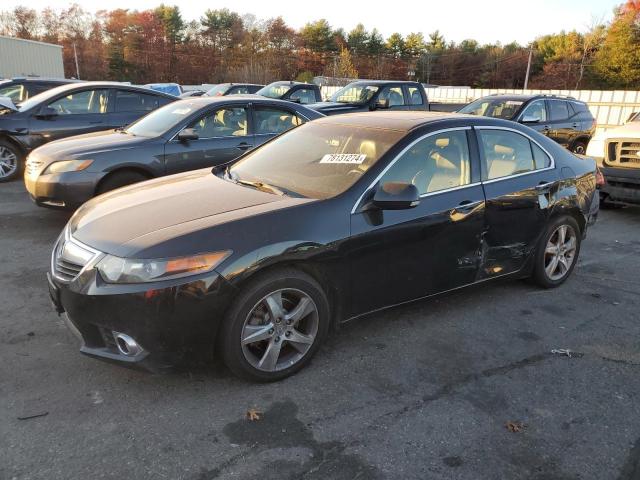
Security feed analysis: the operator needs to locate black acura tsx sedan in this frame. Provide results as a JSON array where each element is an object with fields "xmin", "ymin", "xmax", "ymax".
[
  {"xmin": 24, "ymin": 96, "xmax": 323, "ymax": 209},
  {"xmin": 47, "ymin": 111, "xmax": 599, "ymax": 381}
]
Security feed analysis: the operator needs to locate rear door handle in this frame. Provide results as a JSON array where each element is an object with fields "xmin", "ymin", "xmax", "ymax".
[
  {"xmin": 236, "ymin": 142, "xmax": 252, "ymax": 151},
  {"xmin": 535, "ymin": 181, "xmax": 554, "ymax": 192}
]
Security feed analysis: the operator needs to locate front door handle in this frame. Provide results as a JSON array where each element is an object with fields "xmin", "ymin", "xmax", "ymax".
[
  {"xmin": 236, "ymin": 142, "xmax": 251, "ymax": 151},
  {"xmin": 451, "ymin": 199, "xmax": 483, "ymax": 214},
  {"xmin": 535, "ymin": 181, "xmax": 554, "ymax": 192}
]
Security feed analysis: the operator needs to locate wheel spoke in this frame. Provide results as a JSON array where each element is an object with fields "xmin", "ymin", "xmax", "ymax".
[
  {"xmin": 286, "ymin": 328, "xmax": 314, "ymax": 353},
  {"xmin": 264, "ymin": 291, "xmax": 284, "ymax": 321},
  {"xmin": 546, "ymin": 254, "xmax": 559, "ymax": 277},
  {"xmin": 258, "ymin": 338, "xmax": 283, "ymax": 371},
  {"xmin": 284, "ymin": 297, "xmax": 314, "ymax": 325},
  {"xmin": 242, "ymin": 324, "xmax": 273, "ymax": 345},
  {"xmin": 545, "ymin": 244, "xmax": 557, "ymax": 255},
  {"xmin": 558, "ymin": 255, "xmax": 569, "ymax": 273},
  {"xmin": 564, "ymin": 236, "xmax": 576, "ymax": 253},
  {"xmin": 557, "ymin": 225, "xmax": 566, "ymax": 245}
]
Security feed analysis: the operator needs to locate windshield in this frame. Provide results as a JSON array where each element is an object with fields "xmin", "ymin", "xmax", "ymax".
[
  {"xmin": 125, "ymin": 101, "xmax": 198, "ymax": 137},
  {"xmin": 459, "ymin": 98, "xmax": 524, "ymax": 120},
  {"xmin": 0, "ymin": 84, "xmax": 25, "ymax": 103},
  {"xmin": 228, "ymin": 122, "xmax": 405, "ymax": 199},
  {"xmin": 206, "ymin": 84, "xmax": 229, "ymax": 96},
  {"xmin": 330, "ymin": 84, "xmax": 379, "ymax": 104},
  {"xmin": 256, "ymin": 83, "xmax": 292, "ymax": 99}
]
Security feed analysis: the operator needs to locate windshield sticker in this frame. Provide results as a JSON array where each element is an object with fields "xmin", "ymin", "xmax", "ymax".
[{"xmin": 320, "ymin": 154, "xmax": 366, "ymax": 164}]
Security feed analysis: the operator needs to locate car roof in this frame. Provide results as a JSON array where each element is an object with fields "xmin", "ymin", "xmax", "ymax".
[
  {"xmin": 350, "ymin": 80, "xmax": 421, "ymax": 86},
  {"xmin": 311, "ymin": 111, "xmax": 505, "ymax": 131},
  {"xmin": 477, "ymin": 94, "xmax": 586, "ymax": 104},
  {"xmin": 171, "ymin": 95, "xmax": 314, "ymax": 107},
  {"xmin": 38, "ymin": 81, "xmax": 177, "ymax": 98},
  {"xmin": 1, "ymin": 77, "xmax": 83, "ymax": 85}
]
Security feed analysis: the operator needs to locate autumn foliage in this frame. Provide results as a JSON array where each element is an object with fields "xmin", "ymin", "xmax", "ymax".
[{"xmin": 0, "ymin": 3, "xmax": 638, "ymax": 89}]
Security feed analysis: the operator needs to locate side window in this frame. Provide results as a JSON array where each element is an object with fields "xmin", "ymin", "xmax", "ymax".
[
  {"xmin": 378, "ymin": 87, "xmax": 405, "ymax": 107},
  {"xmin": 548, "ymin": 100, "xmax": 569, "ymax": 121},
  {"xmin": 289, "ymin": 88, "xmax": 316, "ymax": 104},
  {"xmin": 407, "ymin": 87, "xmax": 424, "ymax": 105},
  {"xmin": 520, "ymin": 100, "xmax": 547, "ymax": 122},
  {"xmin": 380, "ymin": 130, "xmax": 471, "ymax": 195},
  {"xmin": 115, "ymin": 90, "xmax": 161, "ymax": 112},
  {"xmin": 254, "ymin": 107, "xmax": 303, "ymax": 135},
  {"xmin": 48, "ymin": 89, "xmax": 109, "ymax": 115},
  {"xmin": 479, "ymin": 130, "xmax": 551, "ymax": 180},
  {"xmin": 230, "ymin": 86, "xmax": 249, "ymax": 95},
  {"xmin": 188, "ymin": 107, "xmax": 247, "ymax": 138}
]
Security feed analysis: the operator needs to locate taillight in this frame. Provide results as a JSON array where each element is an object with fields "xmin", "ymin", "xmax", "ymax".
[{"xmin": 596, "ymin": 168, "xmax": 606, "ymax": 187}]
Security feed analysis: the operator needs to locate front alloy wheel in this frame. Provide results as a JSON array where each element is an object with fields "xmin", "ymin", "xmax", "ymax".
[
  {"xmin": 221, "ymin": 269, "xmax": 330, "ymax": 381},
  {"xmin": 241, "ymin": 289, "xmax": 319, "ymax": 372}
]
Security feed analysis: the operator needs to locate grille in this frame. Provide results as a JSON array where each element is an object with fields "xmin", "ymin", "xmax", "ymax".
[
  {"xmin": 51, "ymin": 229, "xmax": 99, "ymax": 283},
  {"xmin": 606, "ymin": 140, "xmax": 640, "ymax": 168}
]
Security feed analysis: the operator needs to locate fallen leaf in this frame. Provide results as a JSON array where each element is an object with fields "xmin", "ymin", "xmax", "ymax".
[
  {"xmin": 246, "ymin": 408, "xmax": 262, "ymax": 421},
  {"xmin": 506, "ymin": 421, "xmax": 526, "ymax": 433}
]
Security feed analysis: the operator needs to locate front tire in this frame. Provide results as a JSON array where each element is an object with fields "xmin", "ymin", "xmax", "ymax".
[
  {"xmin": 532, "ymin": 216, "xmax": 581, "ymax": 288},
  {"xmin": 97, "ymin": 170, "xmax": 149, "ymax": 194},
  {"xmin": 220, "ymin": 269, "xmax": 330, "ymax": 382},
  {"xmin": 0, "ymin": 140, "xmax": 23, "ymax": 182}
]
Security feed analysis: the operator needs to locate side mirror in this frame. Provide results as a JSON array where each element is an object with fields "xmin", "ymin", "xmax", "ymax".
[
  {"xmin": 374, "ymin": 98, "xmax": 390, "ymax": 110},
  {"xmin": 37, "ymin": 106, "xmax": 58, "ymax": 119},
  {"xmin": 178, "ymin": 128, "xmax": 199, "ymax": 142},
  {"xmin": 372, "ymin": 182, "xmax": 420, "ymax": 210},
  {"xmin": 522, "ymin": 115, "xmax": 540, "ymax": 123}
]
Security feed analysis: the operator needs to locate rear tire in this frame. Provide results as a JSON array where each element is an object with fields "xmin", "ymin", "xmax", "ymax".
[
  {"xmin": 0, "ymin": 140, "xmax": 23, "ymax": 182},
  {"xmin": 220, "ymin": 268, "xmax": 330, "ymax": 382},
  {"xmin": 532, "ymin": 216, "xmax": 581, "ymax": 288},
  {"xmin": 97, "ymin": 170, "xmax": 149, "ymax": 194}
]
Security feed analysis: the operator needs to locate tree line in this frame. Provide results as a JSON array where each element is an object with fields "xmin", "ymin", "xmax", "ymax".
[{"xmin": 1, "ymin": 1, "xmax": 639, "ymax": 89}]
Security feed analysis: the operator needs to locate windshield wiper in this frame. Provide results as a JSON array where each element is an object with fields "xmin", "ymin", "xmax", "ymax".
[{"xmin": 235, "ymin": 179, "xmax": 286, "ymax": 196}]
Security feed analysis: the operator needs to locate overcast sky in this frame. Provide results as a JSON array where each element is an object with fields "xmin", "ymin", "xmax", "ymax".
[{"xmin": 4, "ymin": 0, "xmax": 621, "ymax": 44}]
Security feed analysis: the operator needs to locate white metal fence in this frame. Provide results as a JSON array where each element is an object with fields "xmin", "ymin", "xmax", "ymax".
[{"xmin": 319, "ymin": 85, "xmax": 640, "ymax": 134}]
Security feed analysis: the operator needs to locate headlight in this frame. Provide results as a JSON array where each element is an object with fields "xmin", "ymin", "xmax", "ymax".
[
  {"xmin": 43, "ymin": 159, "xmax": 93, "ymax": 174},
  {"xmin": 96, "ymin": 251, "xmax": 231, "ymax": 284}
]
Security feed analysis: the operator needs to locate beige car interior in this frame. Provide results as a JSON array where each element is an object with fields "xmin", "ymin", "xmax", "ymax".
[
  {"xmin": 257, "ymin": 111, "xmax": 302, "ymax": 134},
  {"xmin": 482, "ymin": 133, "xmax": 536, "ymax": 179},
  {"xmin": 193, "ymin": 108, "xmax": 247, "ymax": 137}
]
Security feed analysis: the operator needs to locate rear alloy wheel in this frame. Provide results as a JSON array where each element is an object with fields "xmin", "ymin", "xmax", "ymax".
[
  {"xmin": 533, "ymin": 216, "xmax": 581, "ymax": 288},
  {"xmin": 571, "ymin": 140, "xmax": 587, "ymax": 155},
  {"xmin": 221, "ymin": 269, "xmax": 329, "ymax": 381},
  {"xmin": 0, "ymin": 141, "xmax": 22, "ymax": 182}
]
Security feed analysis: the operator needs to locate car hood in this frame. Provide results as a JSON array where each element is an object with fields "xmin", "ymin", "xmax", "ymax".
[
  {"xmin": 69, "ymin": 168, "xmax": 314, "ymax": 257},
  {"xmin": 33, "ymin": 130, "xmax": 153, "ymax": 160},
  {"xmin": 599, "ymin": 122, "xmax": 640, "ymax": 139},
  {"xmin": 307, "ymin": 102, "xmax": 367, "ymax": 113}
]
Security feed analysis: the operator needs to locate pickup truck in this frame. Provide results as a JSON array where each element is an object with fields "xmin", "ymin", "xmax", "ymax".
[
  {"xmin": 256, "ymin": 81, "xmax": 322, "ymax": 105},
  {"xmin": 308, "ymin": 80, "xmax": 429, "ymax": 116},
  {"xmin": 586, "ymin": 116, "xmax": 640, "ymax": 206}
]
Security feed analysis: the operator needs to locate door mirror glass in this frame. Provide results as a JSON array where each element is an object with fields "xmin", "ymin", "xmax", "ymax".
[
  {"xmin": 178, "ymin": 128, "xmax": 199, "ymax": 142},
  {"xmin": 372, "ymin": 182, "xmax": 420, "ymax": 210},
  {"xmin": 37, "ymin": 106, "xmax": 59, "ymax": 118}
]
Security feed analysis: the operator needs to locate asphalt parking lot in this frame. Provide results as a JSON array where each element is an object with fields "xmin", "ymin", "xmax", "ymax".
[{"xmin": 2, "ymin": 180, "xmax": 640, "ymax": 480}]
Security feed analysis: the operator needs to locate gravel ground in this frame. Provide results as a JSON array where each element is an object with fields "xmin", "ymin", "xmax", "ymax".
[{"xmin": 1, "ymin": 180, "xmax": 639, "ymax": 480}]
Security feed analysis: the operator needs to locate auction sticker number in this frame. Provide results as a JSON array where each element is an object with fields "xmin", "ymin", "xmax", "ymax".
[{"xmin": 320, "ymin": 154, "xmax": 366, "ymax": 164}]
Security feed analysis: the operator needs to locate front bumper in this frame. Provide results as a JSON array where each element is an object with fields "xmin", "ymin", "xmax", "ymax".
[
  {"xmin": 24, "ymin": 170, "xmax": 105, "ymax": 210},
  {"xmin": 48, "ymin": 265, "xmax": 237, "ymax": 371},
  {"xmin": 599, "ymin": 163, "xmax": 640, "ymax": 205}
]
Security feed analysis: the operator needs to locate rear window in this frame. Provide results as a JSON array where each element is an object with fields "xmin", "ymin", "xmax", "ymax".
[{"xmin": 229, "ymin": 122, "xmax": 406, "ymax": 199}]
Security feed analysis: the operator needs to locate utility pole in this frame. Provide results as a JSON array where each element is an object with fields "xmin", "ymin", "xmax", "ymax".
[
  {"xmin": 73, "ymin": 43, "xmax": 80, "ymax": 79},
  {"xmin": 523, "ymin": 45, "xmax": 533, "ymax": 90}
]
